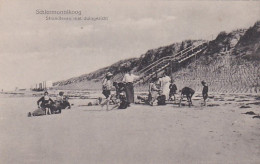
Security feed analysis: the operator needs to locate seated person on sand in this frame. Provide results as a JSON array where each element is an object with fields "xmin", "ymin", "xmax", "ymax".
[
  {"xmin": 201, "ymin": 81, "xmax": 208, "ymax": 106},
  {"xmin": 169, "ymin": 80, "xmax": 177, "ymax": 101},
  {"xmin": 111, "ymin": 93, "xmax": 128, "ymax": 110},
  {"xmin": 117, "ymin": 82, "xmax": 128, "ymax": 109},
  {"xmin": 50, "ymin": 92, "xmax": 71, "ymax": 114},
  {"xmin": 56, "ymin": 91, "xmax": 64, "ymax": 103},
  {"xmin": 52, "ymin": 91, "xmax": 64, "ymax": 113},
  {"xmin": 62, "ymin": 96, "xmax": 71, "ymax": 109},
  {"xmin": 179, "ymin": 87, "xmax": 195, "ymax": 107},
  {"xmin": 149, "ymin": 77, "xmax": 162, "ymax": 106},
  {"xmin": 56, "ymin": 92, "xmax": 71, "ymax": 109},
  {"xmin": 28, "ymin": 91, "xmax": 54, "ymax": 116},
  {"xmin": 109, "ymin": 82, "xmax": 128, "ymax": 110}
]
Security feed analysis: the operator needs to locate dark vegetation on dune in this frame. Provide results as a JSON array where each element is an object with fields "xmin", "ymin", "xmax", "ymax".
[{"xmin": 53, "ymin": 21, "xmax": 260, "ymax": 93}]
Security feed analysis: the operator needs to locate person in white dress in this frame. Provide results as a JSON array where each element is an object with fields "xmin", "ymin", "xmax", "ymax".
[{"xmin": 159, "ymin": 73, "xmax": 171, "ymax": 100}]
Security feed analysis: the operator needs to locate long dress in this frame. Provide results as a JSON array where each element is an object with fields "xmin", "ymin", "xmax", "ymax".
[
  {"xmin": 160, "ymin": 76, "xmax": 171, "ymax": 100},
  {"xmin": 125, "ymin": 82, "xmax": 134, "ymax": 103}
]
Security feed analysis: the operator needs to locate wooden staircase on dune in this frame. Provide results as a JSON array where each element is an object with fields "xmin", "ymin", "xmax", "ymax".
[{"xmin": 134, "ymin": 41, "xmax": 209, "ymax": 85}]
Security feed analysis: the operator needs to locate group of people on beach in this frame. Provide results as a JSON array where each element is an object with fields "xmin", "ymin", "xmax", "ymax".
[
  {"xmin": 28, "ymin": 91, "xmax": 71, "ymax": 117},
  {"xmin": 101, "ymin": 70, "xmax": 139, "ymax": 110},
  {"xmin": 100, "ymin": 70, "xmax": 209, "ymax": 110},
  {"xmin": 148, "ymin": 73, "xmax": 176, "ymax": 106},
  {"xmin": 29, "ymin": 70, "xmax": 208, "ymax": 116},
  {"xmin": 149, "ymin": 77, "xmax": 208, "ymax": 107}
]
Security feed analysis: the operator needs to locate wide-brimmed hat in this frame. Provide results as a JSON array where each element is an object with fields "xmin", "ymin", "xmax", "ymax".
[
  {"xmin": 201, "ymin": 81, "xmax": 206, "ymax": 84},
  {"xmin": 106, "ymin": 72, "xmax": 113, "ymax": 77}
]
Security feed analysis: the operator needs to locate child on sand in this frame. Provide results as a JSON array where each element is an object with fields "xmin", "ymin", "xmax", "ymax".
[
  {"xmin": 149, "ymin": 77, "xmax": 161, "ymax": 106},
  {"xmin": 201, "ymin": 81, "xmax": 208, "ymax": 106},
  {"xmin": 109, "ymin": 82, "xmax": 128, "ymax": 110},
  {"xmin": 169, "ymin": 80, "xmax": 177, "ymax": 101}
]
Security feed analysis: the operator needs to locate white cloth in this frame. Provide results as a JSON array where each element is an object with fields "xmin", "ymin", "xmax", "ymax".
[
  {"xmin": 44, "ymin": 95, "xmax": 51, "ymax": 101},
  {"xmin": 160, "ymin": 76, "xmax": 171, "ymax": 99},
  {"xmin": 122, "ymin": 73, "xmax": 139, "ymax": 83},
  {"xmin": 56, "ymin": 95, "xmax": 64, "ymax": 102}
]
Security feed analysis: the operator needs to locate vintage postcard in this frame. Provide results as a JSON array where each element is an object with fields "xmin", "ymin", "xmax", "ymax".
[{"xmin": 0, "ymin": 0, "xmax": 260, "ymax": 164}]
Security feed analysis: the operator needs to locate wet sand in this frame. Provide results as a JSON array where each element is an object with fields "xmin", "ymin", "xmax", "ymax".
[{"xmin": 0, "ymin": 94, "xmax": 260, "ymax": 164}]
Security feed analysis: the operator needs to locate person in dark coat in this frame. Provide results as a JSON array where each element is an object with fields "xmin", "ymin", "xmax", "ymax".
[
  {"xmin": 179, "ymin": 87, "xmax": 195, "ymax": 107},
  {"xmin": 61, "ymin": 96, "xmax": 71, "ymax": 109},
  {"xmin": 169, "ymin": 80, "xmax": 177, "ymax": 101},
  {"xmin": 201, "ymin": 81, "xmax": 208, "ymax": 106}
]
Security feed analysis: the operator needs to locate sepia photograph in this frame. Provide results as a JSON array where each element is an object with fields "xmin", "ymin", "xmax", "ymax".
[{"xmin": 0, "ymin": 0, "xmax": 260, "ymax": 163}]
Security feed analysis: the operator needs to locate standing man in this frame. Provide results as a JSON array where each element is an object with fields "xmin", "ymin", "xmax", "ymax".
[{"xmin": 122, "ymin": 69, "xmax": 139, "ymax": 106}]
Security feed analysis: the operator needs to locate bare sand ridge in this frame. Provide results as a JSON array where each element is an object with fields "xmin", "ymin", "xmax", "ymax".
[{"xmin": 0, "ymin": 93, "xmax": 260, "ymax": 164}]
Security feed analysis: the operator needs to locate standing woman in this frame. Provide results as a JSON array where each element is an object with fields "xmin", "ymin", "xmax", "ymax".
[
  {"xmin": 160, "ymin": 73, "xmax": 171, "ymax": 100},
  {"xmin": 101, "ymin": 72, "xmax": 113, "ymax": 110},
  {"xmin": 122, "ymin": 69, "xmax": 139, "ymax": 106}
]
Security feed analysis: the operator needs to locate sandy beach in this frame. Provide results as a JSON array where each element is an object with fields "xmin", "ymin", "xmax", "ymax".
[{"xmin": 0, "ymin": 93, "xmax": 259, "ymax": 164}]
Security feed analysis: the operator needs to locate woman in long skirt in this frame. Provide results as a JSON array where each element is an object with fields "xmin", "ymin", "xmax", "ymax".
[
  {"xmin": 125, "ymin": 82, "xmax": 134, "ymax": 104},
  {"xmin": 160, "ymin": 73, "xmax": 171, "ymax": 100}
]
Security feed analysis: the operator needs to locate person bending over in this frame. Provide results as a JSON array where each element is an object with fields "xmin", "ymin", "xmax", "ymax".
[{"xmin": 179, "ymin": 87, "xmax": 195, "ymax": 107}]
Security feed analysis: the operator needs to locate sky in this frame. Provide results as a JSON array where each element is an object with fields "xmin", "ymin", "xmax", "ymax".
[{"xmin": 0, "ymin": 0, "xmax": 260, "ymax": 91}]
